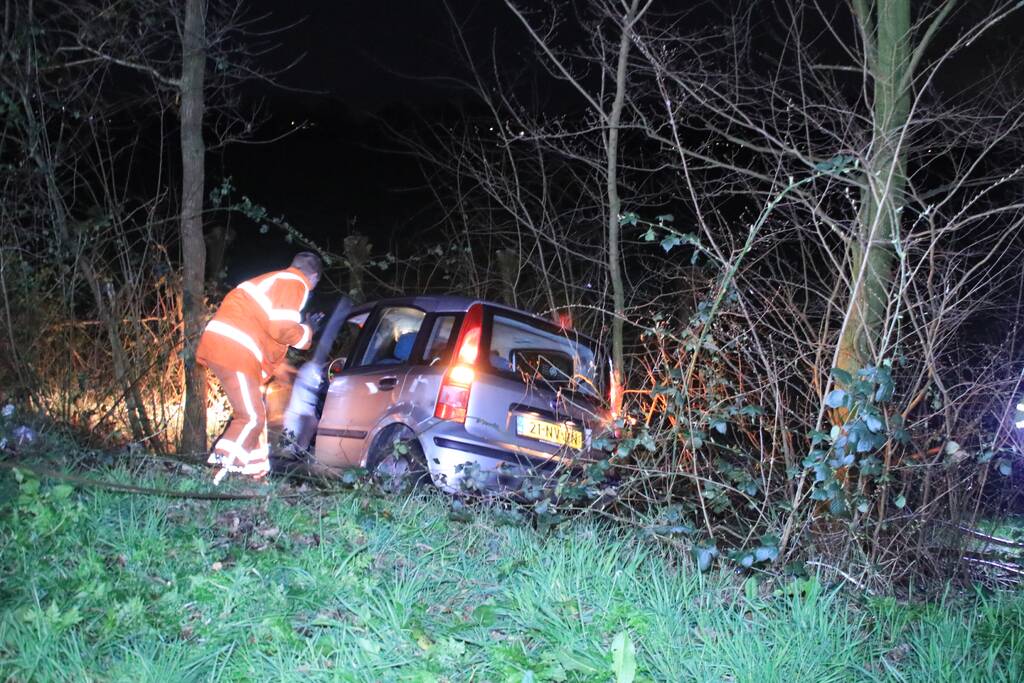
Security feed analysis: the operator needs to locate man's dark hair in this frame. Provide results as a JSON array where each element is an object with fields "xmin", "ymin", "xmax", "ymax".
[{"xmin": 290, "ymin": 252, "xmax": 322, "ymax": 279}]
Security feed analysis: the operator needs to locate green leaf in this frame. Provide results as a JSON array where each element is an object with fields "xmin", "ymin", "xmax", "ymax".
[
  {"xmin": 642, "ymin": 227, "xmax": 656, "ymax": 241},
  {"xmin": 655, "ymin": 214, "xmax": 674, "ymax": 222},
  {"xmin": 813, "ymin": 154, "xmax": 856, "ymax": 173},
  {"xmin": 830, "ymin": 368, "xmax": 853, "ymax": 386},
  {"xmin": 859, "ymin": 456, "xmax": 881, "ymax": 476},
  {"xmin": 50, "ymin": 484, "xmax": 74, "ymax": 500},
  {"xmin": 692, "ymin": 543, "xmax": 718, "ymax": 572},
  {"xmin": 863, "ymin": 413, "xmax": 883, "ymax": 434},
  {"xmin": 471, "ymin": 603, "xmax": 499, "ymax": 627},
  {"xmin": 894, "ymin": 494, "xmax": 906, "ymax": 509},
  {"xmin": 660, "ymin": 234, "xmax": 682, "ymax": 252},
  {"xmin": 449, "ymin": 498, "xmax": 473, "ymax": 522},
  {"xmin": 803, "ymin": 450, "xmax": 825, "ymax": 469},
  {"xmin": 944, "ymin": 440, "xmax": 961, "ymax": 455},
  {"xmin": 828, "ymin": 495, "xmax": 849, "ymax": 517},
  {"xmin": 825, "ymin": 389, "xmax": 847, "ymax": 409},
  {"xmin": 611, "ymin": 631, "xmax": 637, "ymax": 683},
  {"xmin": 357, "ymin": 637, "xmax": 381, "ymax": 654},
  {"xmin": 744, "ymin": 576, "xmax": 759, "ymax": 602}
]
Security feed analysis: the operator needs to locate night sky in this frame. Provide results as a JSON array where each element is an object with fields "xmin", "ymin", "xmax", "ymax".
[
  {"xmin": 219, "ymin": 0, "xmax": 528, "ymax": 282},
  {"xmin": 248, "ymin": 0, "xmax": 524, "ymax": 111},
  {"xmin": 217, "ymin": 0, "xmax": 1024, "ymax": 284}
]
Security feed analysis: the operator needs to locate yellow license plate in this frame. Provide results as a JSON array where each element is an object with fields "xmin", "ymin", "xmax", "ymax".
[{"xmin": 516, "ymin": 415, "xmax": 583, "ymax": 450}]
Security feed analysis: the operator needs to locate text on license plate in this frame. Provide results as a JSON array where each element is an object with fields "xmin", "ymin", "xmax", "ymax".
[{"xmin": 516, "ymin": 415, "xmax": 583, "ymax": 450}]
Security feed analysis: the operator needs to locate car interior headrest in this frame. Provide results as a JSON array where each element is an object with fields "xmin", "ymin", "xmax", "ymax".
[{"xmin": 393, "ymin": 331, "xmax": 417, "ymax": 361}]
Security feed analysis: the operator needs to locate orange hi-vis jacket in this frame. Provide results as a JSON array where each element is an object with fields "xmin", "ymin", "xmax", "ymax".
[{"xmin": 196, "ymin": 267, "xmax": 315, "ymax": 380}]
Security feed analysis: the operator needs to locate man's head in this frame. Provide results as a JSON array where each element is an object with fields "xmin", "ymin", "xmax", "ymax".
[{"xmin": 290, "ymin": 252, "xmax": 323, "ymax": 288}]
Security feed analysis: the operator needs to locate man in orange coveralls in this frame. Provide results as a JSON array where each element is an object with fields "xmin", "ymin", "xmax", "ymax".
[{"xmin": 196, "ymin": 252, "xmax": 323, "ymax": 484}]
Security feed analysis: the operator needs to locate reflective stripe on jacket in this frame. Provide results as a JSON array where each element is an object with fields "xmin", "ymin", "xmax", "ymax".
[{"xmin": 196, "ymin": 267, "xmax": 314, "ymax": 379}]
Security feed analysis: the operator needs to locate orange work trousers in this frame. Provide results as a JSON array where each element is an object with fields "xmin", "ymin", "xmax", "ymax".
[{"xmin": 205, "ymin": 359, "xmax": 270, "ymax": 484}]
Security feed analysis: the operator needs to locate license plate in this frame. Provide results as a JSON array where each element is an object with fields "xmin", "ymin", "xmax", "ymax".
[{"xmin": 515, "ymin": 415, "xmax": 583, "ymax": 450}]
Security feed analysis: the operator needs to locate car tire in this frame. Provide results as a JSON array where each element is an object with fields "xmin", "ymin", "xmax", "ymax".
[{"xmin": 366, "ymin": 429, "xmax": 432, "ymax": 494}]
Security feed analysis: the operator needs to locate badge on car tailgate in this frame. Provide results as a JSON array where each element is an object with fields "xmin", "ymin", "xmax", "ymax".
[{"xmin": 515, "ymin": 414, "xmax": 584, "ymax": 450}]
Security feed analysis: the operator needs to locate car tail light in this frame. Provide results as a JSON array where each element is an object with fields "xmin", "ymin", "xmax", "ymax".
[{"xmin": 435, "ymin": 304, "xmax": 484, "ymax": 422}]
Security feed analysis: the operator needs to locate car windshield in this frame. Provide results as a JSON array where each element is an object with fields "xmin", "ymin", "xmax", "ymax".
[{"xmin": 487, "ymin": 313, "xmax": 600, "ymax": 398}]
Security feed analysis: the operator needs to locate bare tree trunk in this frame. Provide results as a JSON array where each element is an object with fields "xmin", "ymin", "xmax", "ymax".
[
  {"xmin": 495, "ymin": 247, "xmax": 520, "ymax": 306},
  {"xmin": 607, "ymin": 0, "xmax": 641, "ymax": 410},
  {"xmin": 838, "ymin": 0, "xmax": 911, "ymax": 374},
  {"xmin": 344, "ymin": 233, "xmax": 371, "ymax": 304},
  {"xmin": 204, "ymin": 223, "xmax": 234, "ymax": 283},
  {"xmin": 179, "ymin": 0, "xmax": 208, "ymax": 456}
]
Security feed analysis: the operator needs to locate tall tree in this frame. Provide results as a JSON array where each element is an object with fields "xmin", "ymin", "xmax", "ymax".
[
  {"xmin": 503, "ymin": 0, "xmax": 648, "ymax": 408},
  {"xmin": 179, "ymin": 0, "xmax": 209, "ymax": 455},
  {"xmin": 836, "ymin": 0, "xmax": 953, "ymax": 375},
  {"xmin": 63, "ymin": 0, "xmax": 288, "ymax": 454},
  {"xmin": 417, "ymin": 0, "xmax": 1024, "ymax": 578},
  {"xmin": 605, "ymin": 0, "xmax": 643, "ymax": 413}
]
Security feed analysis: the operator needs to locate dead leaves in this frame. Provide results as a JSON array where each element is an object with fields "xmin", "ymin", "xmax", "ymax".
[{"xmin": 210, "ymin": 508, "xmax": 318, "ymax": 553}]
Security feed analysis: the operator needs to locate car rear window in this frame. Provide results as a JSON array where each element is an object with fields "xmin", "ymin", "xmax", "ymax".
[{"xmin": 487, "ymin": 313, "xmax": 600, "ymax": 397}]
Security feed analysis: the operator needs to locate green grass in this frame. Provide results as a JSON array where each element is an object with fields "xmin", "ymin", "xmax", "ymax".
[{"xmin": 2, "ymin": 464, "xmax": 1024, "ymax": 682}]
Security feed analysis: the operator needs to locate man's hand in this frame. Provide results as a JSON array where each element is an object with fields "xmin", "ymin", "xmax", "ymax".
[{"xmin": 307, "ymin": 311, "xmax": 325, "ymax": 333}]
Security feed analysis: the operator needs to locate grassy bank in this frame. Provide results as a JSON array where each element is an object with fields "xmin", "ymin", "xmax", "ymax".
[{"xmin": 1, "ymin": 463, "xmax": 1022, "ymax": 682}]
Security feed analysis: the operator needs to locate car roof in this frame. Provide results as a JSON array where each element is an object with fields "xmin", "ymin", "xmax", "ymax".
[
  {"xmin": 346, "ymin": 296, "xmax": 600, "ymax": 348},
  {"xmin": 346, "ymin": 295, "xmax": 475, "ymax": 316}
]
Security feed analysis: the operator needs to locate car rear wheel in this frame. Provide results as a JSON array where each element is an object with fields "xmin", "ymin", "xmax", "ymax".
[{"xmin": 366, "ymin": 429, "xmax": 431, "ymax": 494}]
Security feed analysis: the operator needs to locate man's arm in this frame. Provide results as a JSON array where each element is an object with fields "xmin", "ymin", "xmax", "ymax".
[{"xmin": 260, "ymin": 279, "xmax": 313, "ymax": 350}]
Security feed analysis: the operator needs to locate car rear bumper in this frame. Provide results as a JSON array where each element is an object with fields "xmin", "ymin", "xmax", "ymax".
[{"xmin": 420, "ymin": 421, "xmax": 596, "ymax": 494}]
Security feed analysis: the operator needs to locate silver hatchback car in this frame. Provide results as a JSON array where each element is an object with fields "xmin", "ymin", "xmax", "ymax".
[{"xmin": 268, "ymin": 296, "xmax": 612, "ymax": 494}]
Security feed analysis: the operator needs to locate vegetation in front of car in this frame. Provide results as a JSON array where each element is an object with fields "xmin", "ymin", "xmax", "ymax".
[{"xmin": 2, "ymin": 462, "xmax": 1023, "ymax": 682}]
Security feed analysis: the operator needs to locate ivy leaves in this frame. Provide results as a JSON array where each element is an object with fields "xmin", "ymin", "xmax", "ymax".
[
  {"xmin": 625, "ymin": 211, "xmax": 703, "ymax": 262},
  {"xmin": 730, "ymin": 535, "xmax": 780, "ymax": 568},
  {"xmin": 812, "ymin": 154, "xmax": 858, "ymax": 174},
  {"xmin": 806, "ymin": 364, "xmax": 902, "ymax": 514}
]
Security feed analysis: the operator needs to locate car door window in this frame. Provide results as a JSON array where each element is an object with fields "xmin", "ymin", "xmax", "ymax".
[
  {"xmin": 357, "ymin": 306, "xmax": 426, "ymax": 367},
  {"xmin": 421, "ymin": 315, "xmax": 457, "ymax": 364},
  {"xmin": 326, "ymin": 312, "xmax": 369, "ymax": 378},
  {"xmin": 331, "ymin": 312, "xmax": 369, "ymax": 364}
]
